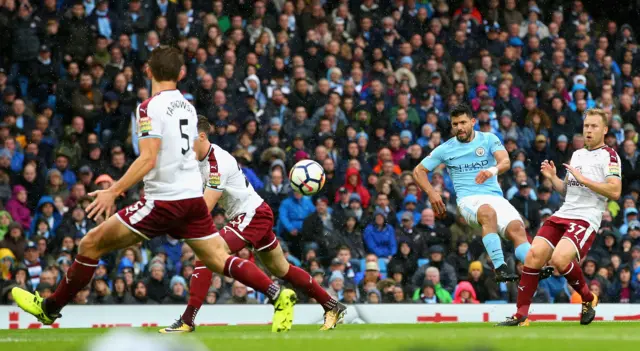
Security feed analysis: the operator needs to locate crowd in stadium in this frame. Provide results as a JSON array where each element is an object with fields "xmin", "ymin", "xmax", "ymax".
[{"xmin": 0, "ymin": 0, "xmax": 640, "ymax": 307}]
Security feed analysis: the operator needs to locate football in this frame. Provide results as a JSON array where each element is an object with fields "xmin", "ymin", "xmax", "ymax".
[{"xmin": 289, "ymin": 159, "xmax": 326, "ymax": 195}]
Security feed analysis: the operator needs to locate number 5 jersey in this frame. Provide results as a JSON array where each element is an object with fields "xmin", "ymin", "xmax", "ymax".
[{"xmin": 135, "ymin": 90, "xmax": 202, "ymax": 201}]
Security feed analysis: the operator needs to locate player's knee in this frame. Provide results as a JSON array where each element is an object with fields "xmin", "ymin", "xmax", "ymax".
[
  {"xmin": 549, "ymin": 252, "xmax": 572, "ymax": 271},
  {"xmin": 525, "ymin": 245, "xmax": 546, "ymax": 268},
  {"xmin": 78, "ymin": 227, "xmax": 104, "ymax": 257},
  {"xmin": 477, "ymin": 206, "xmax": 497, "ymax": 226}
]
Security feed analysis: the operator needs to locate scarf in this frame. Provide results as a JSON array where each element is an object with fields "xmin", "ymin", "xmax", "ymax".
[{"xmin": 95, "ymin": 9, "xmax": 112, "ymax": 39}]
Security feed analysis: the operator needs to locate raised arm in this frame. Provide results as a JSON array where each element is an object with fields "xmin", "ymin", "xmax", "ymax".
[{"xmin": 541, "ymin": 160, "xmax": 567, "ymax": 195}]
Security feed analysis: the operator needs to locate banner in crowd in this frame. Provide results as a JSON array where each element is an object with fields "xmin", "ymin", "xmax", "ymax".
[{"xmin": 1, "ymin": 304, "xmax": 640, "ymax": 329}]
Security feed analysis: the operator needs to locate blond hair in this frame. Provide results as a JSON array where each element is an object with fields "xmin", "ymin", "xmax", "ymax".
[{"xmin": 584, "ymin": 108, "xmax": 608, "ymax": 126}]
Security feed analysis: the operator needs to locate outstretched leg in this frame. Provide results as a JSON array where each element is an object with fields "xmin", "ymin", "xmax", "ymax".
[
  {"xmin": 12, "ymin": 216, "xmax": 142, "ymax": 324},
  {"xmin": 256, "ymin": 243, "xmax": 347, "ymax": 330}
]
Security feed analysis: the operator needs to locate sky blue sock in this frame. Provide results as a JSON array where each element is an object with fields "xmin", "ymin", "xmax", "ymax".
[
  {"xmin": 482, "ymin": 233, "xmax": 506, "ymax": 268},
  {"xmin": 515, "ymin": 242, "xmax": 531, "ymax": 263}
]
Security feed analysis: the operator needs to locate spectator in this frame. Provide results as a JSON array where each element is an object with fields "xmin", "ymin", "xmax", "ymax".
[
  {"xmin": 539, "ymin": 268, "xmax": 571, "ymax": 303},
  {"xmin": 278, "ymin": 192, "xmax": 315, "ymax": 257},
  {"xmin": 163, "ymin": 276, "xmax": 188, "ymax": 304},
  {"xmin": 326, "ymin": 270, "xmax": 344, "ymax": 301},
  {"xmin": 413, "ymin": 208, "xmax": 451, "ymax": 257},
  {"xmin": 510, "ymin": 181, "xmax": 541, "ymax": 231},
  {"xmin": 388, "ymin": 239, "xmax": 418, "ymax": 279},
  {"xmin": 447, "ymin": 241, "xmax": 472, "ymax": 281},
  {"xmin": 145, "ymin": 261, "xmax": 168, "ymax": 303},
  {"xmin": 0, "ymin": 211, "xmax": 12, "ymax": 240},
  {"xmin": 112, "ymin": 275, "xmax": 135, "ymax": 304},
  {"xmin": 334, "ymin": 212, "xmax": 366, "ymax": 259},
  {"xmin": 226, "ymin": 281, "xmax": 258, "ymax": 304},
  {"xmin": 452, "ymin": 281, "xmax": 480, "ymax": 304},
  {"xmin": 90, "ymin": 276, "xmax": 113, "ymax": 304},
  {"xmin": 6, "ymin": 185, "xmax": 31, "ymax": 231},
  {"xmin": 413, "ymin": 267, "xmax": 452, "ymax": 304},
  {"xmin": 608, "ymin": 265, "xmax": 640, "ymax": 303},
  {"xmin": 363, "ymin": 209, "xmax": 397, "ymax": 259},
  {"xmin": 336, "ymin": 167, "xmax": 370, "ymax": 209},
  {"xmin": 133, "ymin": 280, "xmax": 156, "ymax": 305},
  {"xmin": 0, "ymin": 223, "xmax": 27, "ymax": 261},
  {"xmin": 22, "ymin": 241, "xmax": 45, "ymax": 288},
  {"xmin": 301, "ymin": 197, "xmax": 340, "ymax": 259},
  {"xmin": 412, "ymin": 245, "xmax": 457, "ymax": 293},
  {"xmin": 29, "ymin": 196, "xmax": 62, "ymax": 238},
  {"xmin": 466, "ymin": 261, "xmax": 499, "ymax": 302}
]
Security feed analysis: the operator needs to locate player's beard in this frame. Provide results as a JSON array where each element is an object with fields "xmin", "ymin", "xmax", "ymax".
[{"xmin": 456, "ymin": 128, "xmax": 473, "ymax": 143}]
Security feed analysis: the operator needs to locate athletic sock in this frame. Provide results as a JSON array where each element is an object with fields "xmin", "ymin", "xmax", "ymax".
[
  {"xmin": 482, "ymin": 233, "xmax": 506, "ymax": 268},
  {"xmin": 283, "ymin": 265, "xmax": 336, "ymax": 311},
  {"xmin": 45, "ymin": 255, "xmax": 99, "ymax": 314},
  {"xmin": 223, "ymin": 256, "xmax": 280, "ymax": 300},
  {"xmin": 182, "ymin": 260, "xmax": 213, "ymax": 326},
  {"xmin": 515, "ymin": 266, "xmax": 540, "ymax": 319},
  {"xmin": 559, "ymin": 260, "xmax": 594, "ymax": 303},
  {"xmin": 514, "ymin": 242, "xmax": 531, "ymax": 263}
]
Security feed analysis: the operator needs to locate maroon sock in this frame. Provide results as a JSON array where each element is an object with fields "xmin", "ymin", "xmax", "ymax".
[
  {"xmin": 559, "ymin": 260, "xmax": 594, "ymax": 303},
  {"xmin": 45, "ymin": 255, "xmax": 98, "ymax": 314},
  {"xmin": 283, "ymin": 265, "xmax": 336, "ymax": 311},
  {"xmin": 182, "ymin": 261, "xmax": 213, "ymax": 326},
  {"xmin": 224, "ymin": 256, "xmax": 280, "ymax": 300},
  {"xmin": 515, "ymin": 266, "xmax": 540, "ymax": 319}
]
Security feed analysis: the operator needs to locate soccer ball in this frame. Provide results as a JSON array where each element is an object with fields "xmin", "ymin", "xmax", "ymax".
[{"xmin": 289, "ymin": 159, "xmax": 326, "ymax": 195}]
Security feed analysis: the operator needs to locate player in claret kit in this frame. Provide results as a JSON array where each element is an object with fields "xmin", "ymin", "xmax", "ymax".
[
  {"xmin": 498, "ymin": 108, "xmax": 622, "ymax": 326},
  {"xmin": 413, "ymin": 103, "xmax": 546, "ymax": 283},
  {"xmin": 158, "ymin": 117, "xmax": 346, "ymax": 334},
  {"xmin": 11, "ymin": 47, "xmax": 295, "ymax": 331}
]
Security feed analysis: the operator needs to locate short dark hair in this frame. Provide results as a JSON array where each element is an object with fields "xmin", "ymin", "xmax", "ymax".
[
  {"xmin": 197, "ymin": 115, "xmax": 210, "ymax": 133},
  {"xmin": 337, "ymin": 245, "xmax": 351, "ymax": 252},
  {"xmin": 450, "ymin": 103, "xmax": 473, "ymax": 119},
  {"xmin": 148, "ymin": 46, "xmax": 184, "ymax": 82}
]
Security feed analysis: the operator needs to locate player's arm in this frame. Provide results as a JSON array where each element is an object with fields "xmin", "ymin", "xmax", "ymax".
[
  {"xmin": 413, "ymin": 148, "xmax": 446, "ymax": 216},
  {"xmin": 203, "ymin": 188, "xmax": 223, "ymax": 212},
  {"xmin": 541, "ymin": 160, "xmax": 566, "ymax": 195},
  {"xmin": 87, "ymin": 138, "xmax": 160, "ymax": 219},
  {"xmin": 476, "ymin": 149, "xmax": 510, "ymax": 184},
  {"xmin": 564, "ymin": 157, "xmax": 622, "ymax": 201}
]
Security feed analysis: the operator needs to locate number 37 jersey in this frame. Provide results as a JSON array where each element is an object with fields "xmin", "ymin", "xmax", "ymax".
[
  {"xmin": 198, "ymin": 144, "xmax": 264, "ymax": 219},
  {"xmin": 554, "ymin": 146, "xmax": 622, "ymax": 229},
  {"xmin": 135, "ymin": 90, "xmax": 202, "ymax": 201}
]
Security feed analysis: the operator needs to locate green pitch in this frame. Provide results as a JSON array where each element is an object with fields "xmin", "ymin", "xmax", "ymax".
[{"xmin": 1, "ymin": 322, "xmax": 639, "ymax": 351}]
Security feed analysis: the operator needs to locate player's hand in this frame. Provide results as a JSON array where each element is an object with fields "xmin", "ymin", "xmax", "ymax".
[
  {"xmin": 475, "ymin": 170, "xmax": 493, "ymax": 184},
  {"xmin": 86, "ymin": 189, "xmax": 118, "ymax": 220},
  {"xmin": 428, "ymin": 192, "xmax": 446, "ymax": 218},
  {"xmin": 541, "ymin": 160, "xmax": 557, "ymax": 178},
  {"xmin": 563, "ymin": 163, "xmax": 585, "ymax": 183}
]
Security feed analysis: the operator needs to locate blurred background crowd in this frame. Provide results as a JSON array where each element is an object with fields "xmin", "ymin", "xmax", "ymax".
[{"xmin": 1, "ymin": 0, "xmax": 640, "ymax": 307}]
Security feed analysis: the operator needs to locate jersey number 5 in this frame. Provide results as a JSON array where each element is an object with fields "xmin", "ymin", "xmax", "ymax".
[{"xmin": 179, "ymin": 119, "xmax": 189, "ymax": 155}]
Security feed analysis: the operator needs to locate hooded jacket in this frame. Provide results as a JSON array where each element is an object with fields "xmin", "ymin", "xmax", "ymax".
[
  {"xmin": 6, "ymin": 186, "xmax": 31, "ymax": 231},
  {"xmin": 29, "ymin": 196, "xmax": 62, "ymax": 238},
  {"xmin": 278, "ymin": 193, "xmax": 315, "ymax": 234},
  {"xmin": 395, "ymin": 194, "xmax": 421, "ymax": 224},
  {"xmin": 568, "ymin": 84, "xmax": 596, "ymax": 112},
  {"xmin": 363, "ymin": 209, "xmax": 397, "ymax": 257},
  {"xmin": 452, "ymin": 281, "xmax": 480, "ymax": 304},
  {"xmin": 240, "ymin": 74, "xmax": 267, "ymax": 109},
  {"xmin": 335, "ymin": 168, "xmax": 370, "ymax": 208},
  {"xmin": 0, "ymin": 211, "xmax": 12, "ymax": 240}
]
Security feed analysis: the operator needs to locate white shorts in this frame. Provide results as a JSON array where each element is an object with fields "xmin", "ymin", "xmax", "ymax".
[{"xmin": 457, "ymin": 195, "xmax": 523, "ymax": 236}]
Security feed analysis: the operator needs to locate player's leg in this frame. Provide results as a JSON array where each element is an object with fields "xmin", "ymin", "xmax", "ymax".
[
  {"xmin": 474, "ymin": 203, "xmax": 518, "ymax": 281},
  {"xmin": 12, "ymin": 216, "xmax": 142, "ymax": 324},
  {"xmin": 550, "ymin": 232, "xmax": 598, "ymax": 325},
  {"xmin": 256, "ymin": 242, "xmax": 346, "ymax": 330},
  {"xmin": 186, "ymin": 235, "xmax": 296, "ymax": 332},
  {"xmin": 181, "ymin": 255, "xmax": 213, "ymax": 327},
  {"xmin": 497, "ymin": 218, "xmax": 562, "ymax": 326}
]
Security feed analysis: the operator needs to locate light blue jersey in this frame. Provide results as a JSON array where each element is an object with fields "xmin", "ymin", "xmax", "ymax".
[{"xmin": 421, "ymin": 131, "xmax": 505, "ymax": 202}]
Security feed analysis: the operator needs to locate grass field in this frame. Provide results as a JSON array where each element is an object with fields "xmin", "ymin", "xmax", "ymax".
[{"xmin": 1, "ymin": 323, "xmax": 639, "ymax": 351}]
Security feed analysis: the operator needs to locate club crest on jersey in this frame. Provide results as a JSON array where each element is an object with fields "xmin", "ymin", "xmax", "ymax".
[
  {"xmin": 209, "ymin": 172, "xmax": 221, "ymax": 187},
  {"xmin": 475, "ymin": 147, "xmax": 485, "ymax": 157}
]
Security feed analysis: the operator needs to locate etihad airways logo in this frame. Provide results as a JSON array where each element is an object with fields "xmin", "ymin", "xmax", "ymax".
[{"xmin": 451, "ymin": 160, "xmax": 490, "ymax": 173}]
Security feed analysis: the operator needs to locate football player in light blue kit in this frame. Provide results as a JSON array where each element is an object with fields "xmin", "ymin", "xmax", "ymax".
[{"xmin": 413, "ymin": 103, "xmax": 530, "ymax": 282}]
